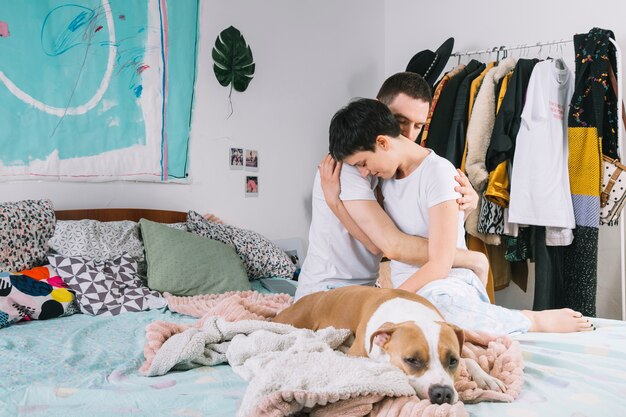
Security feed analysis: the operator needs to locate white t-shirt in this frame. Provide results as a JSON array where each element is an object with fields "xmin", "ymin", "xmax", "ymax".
[
  {"xmin": 381, "ymin": 151, "xmax": 466, "ymax": 288},
  {"xmin": 508, "ymin": 59, "xmax": 575, "ymax": 229},
  {"xmin": 295, "ymin": 164, "xmax": 381, "ymax": 300}
]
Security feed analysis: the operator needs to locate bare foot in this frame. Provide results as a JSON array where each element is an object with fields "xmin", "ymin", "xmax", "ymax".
[{"xmin": 521, "ymin": 309, "xmax": 595, "ymax": 333}]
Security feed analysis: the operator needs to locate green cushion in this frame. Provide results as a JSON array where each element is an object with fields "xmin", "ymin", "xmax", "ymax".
[{"xmin": 139, "ymin": 219, "xmax": 250, "ymax": 296}]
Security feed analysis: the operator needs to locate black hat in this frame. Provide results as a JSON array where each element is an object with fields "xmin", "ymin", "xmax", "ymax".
[{"xmin": 405, "ymin": 38, "xmax": 455, "ymax": 87}]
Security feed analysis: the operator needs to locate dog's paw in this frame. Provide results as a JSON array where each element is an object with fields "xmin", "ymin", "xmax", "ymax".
[{"xmin": 464, "ymin": 358, "xmax": 506, "ymax": 392}]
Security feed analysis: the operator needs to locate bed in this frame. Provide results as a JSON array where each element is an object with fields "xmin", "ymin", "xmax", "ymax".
[{"xmin": 2, "ymin": 208, "xmax": 626, "ymax": 417}]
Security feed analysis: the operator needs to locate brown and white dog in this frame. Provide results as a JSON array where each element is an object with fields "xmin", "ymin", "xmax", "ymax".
[{"xmin": 273, "ymin": 286, "xmax": 504, "ymax": 404}]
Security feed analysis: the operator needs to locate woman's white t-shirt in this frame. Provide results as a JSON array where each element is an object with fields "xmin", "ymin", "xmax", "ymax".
[{"xmin": 381, "ymin": 151, "xmax": 466, "ymax": 287}]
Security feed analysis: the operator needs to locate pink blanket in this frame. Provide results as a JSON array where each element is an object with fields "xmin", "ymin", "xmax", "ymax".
[
  {"xmin": 164, "ymin": 290, "xmax": 293, "ymax": 320},
  {"xmin": 143, "ymin": 291, "xmax": 524, "ymax": 416},
  {"xmin": 141, "ymin": 291, "xmax": 293, "ymax": 373}
]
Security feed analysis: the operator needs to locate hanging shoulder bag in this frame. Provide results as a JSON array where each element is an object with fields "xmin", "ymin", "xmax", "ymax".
[
  {"xmin": 601, "ymin": 63, "xmax": 626, "ymax": 226},
  {"xmin": 600, "ymin": 154, "xmax": 626, "ymax": 225}
]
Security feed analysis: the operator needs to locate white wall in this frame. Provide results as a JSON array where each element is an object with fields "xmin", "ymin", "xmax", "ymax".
[
  {"xmin": 385, "ymin": 0, "xmax": 626, "ymax": 319},
  {"xmin": 1, "ymin": 0, "xmax": 385, "ymax": 250}
]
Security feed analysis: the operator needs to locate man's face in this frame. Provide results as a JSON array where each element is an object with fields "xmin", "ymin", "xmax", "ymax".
[
  {"xmin": 344, "ymin": 145, "xmax": 395, "ymax": 179},
  {"xmin": 387, "ymin": 93, "xmax": 430, "ymax": 142}
]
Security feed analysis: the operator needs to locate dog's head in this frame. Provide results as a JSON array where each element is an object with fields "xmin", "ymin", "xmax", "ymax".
[{"xmin": 369, "ymin": 320, "xmax": 464, "ymax": 404}]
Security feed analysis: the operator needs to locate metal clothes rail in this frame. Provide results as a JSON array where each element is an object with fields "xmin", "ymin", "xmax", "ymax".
[{"xmin": 450, "ymin": 38, "xmax": 573, "ymax": 62}]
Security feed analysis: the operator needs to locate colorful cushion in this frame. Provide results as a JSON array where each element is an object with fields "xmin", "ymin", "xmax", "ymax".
[
  {"xmin": 139, "ymin": 219, "xmax": 251, "ymax": 296},
  {"xmin": 186, "ymin": 211, "xmax": 296, "ymax": 279},
  {"xmin": 0, "ymin": 265, "xmax": 78, "ymax": 329},
  {"xmin": 0, "ymin": 199, "xmax": 56, "ymax": 272},
  {"xmin": 48, "ymin": 252, "xmax": 165, "ymax": 316}
]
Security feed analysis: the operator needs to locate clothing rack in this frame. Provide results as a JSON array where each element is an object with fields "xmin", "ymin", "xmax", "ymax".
[
  {"xmin": 450, "ymin": 38, "xmax": 573, "ymax": 61},
  {"xmin": 452, "ymin": 36, "xmax": 626, "ymax": 321}
]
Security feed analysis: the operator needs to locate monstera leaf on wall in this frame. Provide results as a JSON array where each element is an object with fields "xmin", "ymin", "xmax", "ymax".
[{"xmin": 212, "ymin": 26, "xmax": 255, "ymax": 94}]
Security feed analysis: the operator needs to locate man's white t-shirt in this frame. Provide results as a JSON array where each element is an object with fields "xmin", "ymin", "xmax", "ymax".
[
  {"xmin": 381, "ymin": 151, "xmax": 466, "ymax": 288},
  {"xmin": 295, "ymin": 164, "xmax": 381, "ymax": 300},
  {"xmin": 508, "ymin": 59, "xmax": 575, "ymax": 230}
]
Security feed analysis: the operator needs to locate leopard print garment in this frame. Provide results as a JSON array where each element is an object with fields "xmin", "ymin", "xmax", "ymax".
[{"xmin": 0, "ymin": 200, "xmax": 56, "ymax": 272}]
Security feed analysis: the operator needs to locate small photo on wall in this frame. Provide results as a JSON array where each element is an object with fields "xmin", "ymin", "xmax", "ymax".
[
  {"xmin": 246, "ymin": 176, "xmax": 258, "ymax": 197},
  {"xmin": 245, "ymin": 149, "xmax": 258, "ymax": 171},
  {"xmin": 230, "ymin": 147, "xmax": 244, "ymax": 170}
]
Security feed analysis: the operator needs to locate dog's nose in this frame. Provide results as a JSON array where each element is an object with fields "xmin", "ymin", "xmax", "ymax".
[{"xmin": 428, "ymin": 384, "xmax": 455, "ymax": 405}]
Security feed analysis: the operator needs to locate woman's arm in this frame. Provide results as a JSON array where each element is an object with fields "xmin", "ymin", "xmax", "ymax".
[
  {"xmin": 397, "ymin": 200, "xmax": 459, "ymax": 293},
  {"xmin": 319, "ymin": 154, "xmax": 381, "ymax": 256}
]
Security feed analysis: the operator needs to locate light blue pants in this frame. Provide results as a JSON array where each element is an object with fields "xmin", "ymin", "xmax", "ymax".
[{"xmin": 417, "ymin": 269, "xmax": 532, "ymax": 335}]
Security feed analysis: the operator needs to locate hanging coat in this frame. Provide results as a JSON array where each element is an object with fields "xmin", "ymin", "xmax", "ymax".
[
  {"xmin": 465, "ymin": 57, "xmax": 517, "ymax": 245},
  {"xmin": 564, "ymin": 27, "xmax": 618, "ymax": 317}
]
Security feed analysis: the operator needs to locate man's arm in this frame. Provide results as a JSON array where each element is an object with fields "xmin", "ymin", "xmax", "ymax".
[
  {"xmin": 455, "ymin": 169, "xmax": 479, "ymax": 221},
  {"xmin": 397, "ymin": 200, "xmax": 459, "ymax": 293},
  {"xmin": 319, "ymin": 155, "xmax": 381, "ymax": 256}
]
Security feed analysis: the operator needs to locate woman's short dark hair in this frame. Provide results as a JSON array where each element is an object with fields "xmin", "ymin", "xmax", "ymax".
[
  {"xmin": 329, "ymin": 98, "xmax": 400, "ymax": 161},
  {"xmin": 376, "ymin": 72, "xmax": 432, "ymax": 106}
]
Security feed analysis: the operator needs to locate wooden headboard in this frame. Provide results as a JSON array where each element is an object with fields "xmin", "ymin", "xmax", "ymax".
[{"xmin": 55, "ymin": 208, "xmax": 187, "ymax": 223}]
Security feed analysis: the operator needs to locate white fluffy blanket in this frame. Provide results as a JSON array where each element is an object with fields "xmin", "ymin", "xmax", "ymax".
[{"xmin": 142, "ymin": 316, "xmax": 469, "ymax": 417}]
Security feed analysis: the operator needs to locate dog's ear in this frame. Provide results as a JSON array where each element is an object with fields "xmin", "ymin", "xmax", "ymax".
[
  {"xmin": 437, "ymin": 321, "xmax": 465, "ymax": 351},
  {"xmin": 369, "ymin": 322, "xmax": 398, "ymax": 353}
]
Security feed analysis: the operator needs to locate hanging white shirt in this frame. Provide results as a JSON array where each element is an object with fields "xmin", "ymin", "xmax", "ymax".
[
  {"xmin": 295, "ymin": 164, "xmax": 381, "ymax": 300},
  {"xmin": 508, "ymin": 59, "xmax": 575, "ymax": 240}
]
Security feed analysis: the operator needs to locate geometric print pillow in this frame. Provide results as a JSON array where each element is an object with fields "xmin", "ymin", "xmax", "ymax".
[
  {"xmin": 48, "ymin": 252, "xmax": 166, "ymax": 316},
  {"xmin": 186, "ymin": 210, "xmax": 296, "ymax": 279},
  {"xmin": 48, "ymin": 220, "xmax": 145, "ymax": 262},
  {"xmin": 49, "ymin": 219, "xmax": 188, "ymax": 278},
  {"xmin": 0, "ymin": 265, "xmax": 78, "ymax": 329}
]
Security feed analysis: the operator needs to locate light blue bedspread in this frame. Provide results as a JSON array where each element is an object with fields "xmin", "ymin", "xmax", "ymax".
[
  {"xmin": 1, "ymin": 297, "xmax": 625, "ymax": 416},
  {"xmin": 469, "ymin": 317, "xmax": 626, "ymax": 416},
  {"xmin": 0, "ymin": 308, "xmax": 246, "ymax": 417}
]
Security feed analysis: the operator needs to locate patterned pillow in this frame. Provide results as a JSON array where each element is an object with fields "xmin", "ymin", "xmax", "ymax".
[
  {"xmin": 186, "ymin": 211, "xmax": 296, "ymax": 279},
  {"xmin": 49, "ymin": 220, "xmax": 145, "ymax": 261},
  {"xmin": 49, "ymin": 220, "xmax": 187, "ymax": 278},
  {"xmin": 0, "ymin": 199, "xmax": 56, "ymax": 271},
  {"xmin": 49, "ymin": 219, "xmax": 187, "ymax": 277},
  {"xmin": 0, "ymin": 265, "xmax": 78, "ymax": 329},
  {"xmin": 48, "ymin": 252, "xmax": 166, "ymax": 316}
]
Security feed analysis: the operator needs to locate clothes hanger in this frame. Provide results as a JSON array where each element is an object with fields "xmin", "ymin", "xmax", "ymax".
[{"xmin": 546, "ymin": 43, "xmax": 554, "ymax": 61}]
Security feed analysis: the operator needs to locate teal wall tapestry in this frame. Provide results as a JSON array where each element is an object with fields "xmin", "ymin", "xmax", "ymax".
[{"xmin": 0, "ymin": 0, "xmax": 198, "ymax": 181}]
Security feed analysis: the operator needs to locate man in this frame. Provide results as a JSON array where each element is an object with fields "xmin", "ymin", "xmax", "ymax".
[
  {"xmin": 326, "ymin": 98, "xmax": 593, "ymax": 334},
  {"xmin": 295, "ymin": 72, "xmax": 484, "ymax": 300}
]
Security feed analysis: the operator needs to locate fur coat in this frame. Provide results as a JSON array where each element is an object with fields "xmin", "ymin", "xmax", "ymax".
[{"xmin": 465, "ymin": 57, "xmax": 517, "ymax": 244}]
